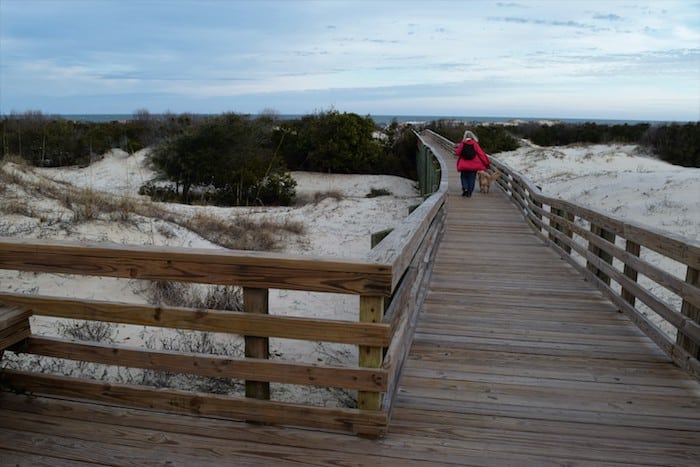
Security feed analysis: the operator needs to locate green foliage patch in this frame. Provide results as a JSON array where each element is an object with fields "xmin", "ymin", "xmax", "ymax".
[{"xmin": 427, "ymin": 119, "xmax": 699, "ymax": 168}]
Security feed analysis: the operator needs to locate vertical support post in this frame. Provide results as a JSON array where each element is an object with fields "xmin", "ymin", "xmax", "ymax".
[
  {"xmin": 621, "ymin": 240, "xmax": 641, "ymax": 307},
  {"xmin": 416, "ymin": 144, "xmax": 427, "ymax": 196},
  {"xmin": 677, "ymin": 267, "xmax": 699, "ymax": 358},
  {"xmin": 243, "ymin": 287, "xmax": 270, "ymax": 400},
  {"xmin": 550, "ymin": 208, "xmax": 574, "ymax": 253},
  {"xmin": 587, "ymin": 224, "xmax": 615, "ymax": 286},
  {"xmin": 358, "ymin": 295, "xmax": 384, "ymax": 411},
  {"xmin": 562, "ymin": 212, "xmax": 575, "ymax": 254},
  {"xmin": 0, "ymin": 306, "xmax": 32, "ymax": 360},
  {"xmin": 532, "ymin": 196, "xmax": 542, "ymax": 223},
  {"xmin": 549, "ymin": 207, "xmax": 562, "ymax": 246}
]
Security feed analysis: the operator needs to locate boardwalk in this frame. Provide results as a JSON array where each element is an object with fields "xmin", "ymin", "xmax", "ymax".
[{"xmin": 1, "ymin": 164, "xmax": 699, "ymax": 465}]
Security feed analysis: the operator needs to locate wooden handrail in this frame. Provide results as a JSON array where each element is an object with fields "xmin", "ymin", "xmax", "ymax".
[
  {"xmin": 0, "ymin": 137, "xmax": 449, "ymax": 437},
  {"xmin": 419, "ymin": 129, "xmax": 700, "ymax": 379},
  {"xmin": 0, "ymin": 237, "xmax": 393, "ymax": 296}
]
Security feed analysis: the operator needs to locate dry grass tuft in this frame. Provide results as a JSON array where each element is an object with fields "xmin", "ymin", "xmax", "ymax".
[
  {"xmin": 313, "ymin": 190, "xmax": 344, "ymax": 203},
  {"xmin": 294, "ymin": 190, "xmax": 344, "ymax": 206},
  {"xmin": 57, "ymin": 320, "xmax": 116, "ymax": 343},
  {"xmin": 0, "ymin": 198, "xmax": 34, "ymax": 217},
  {"xmin": 147, "ymin": 280, "xmax": 243, "ymax": 312},
  {"xmin": 181, "ymin": 212, "xmax": 305, "ymax": 251},
  {"xmin": 366, "ymin": 187, "xmax": 392, "ymax": 198},
  {"xmin": 1, "ymin": 158, "xmax": 306, "ymax": 251}
]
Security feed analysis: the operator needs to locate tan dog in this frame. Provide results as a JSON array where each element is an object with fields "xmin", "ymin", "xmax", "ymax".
[{"xmin": 477, "ymin": 170, "xmax": 501, "ymax": 194}]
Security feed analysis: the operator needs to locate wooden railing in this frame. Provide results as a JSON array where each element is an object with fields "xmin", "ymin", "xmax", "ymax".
[
  {"xmin": 0, "ymin": 138, "xmax": 448, "ymax": 437},
  {"xmin": 423, "ymin": 129, "xmax": 700, "ymax": 379}
]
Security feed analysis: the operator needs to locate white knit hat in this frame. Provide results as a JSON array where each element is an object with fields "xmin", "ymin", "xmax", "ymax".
[{"xmin": 463, "ymin": 130, "xmax": 478, "ymax": 142}]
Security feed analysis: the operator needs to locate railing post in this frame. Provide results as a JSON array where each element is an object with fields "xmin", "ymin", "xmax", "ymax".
[
  {"xmin": 621, "ymin": 240, "xmax": 641, "ymax": 307},
  {"xmin": 0, "ymin": 306, "xmax": 32, "ymax": 361},
  {"xmin": 677, "ymin": 267, "xmax": 699, "ymax": 358},
  {"xmin": 532, "ymin": 195, "xmax": 542, "ymax": 223},
  {"xmin": 587, "ymin": 224, "xmax": 615, "ymax": 286},
  {"xmin": 358, "ymin": 295, "xmax": 384, "ymax": 411},
  {"xmin": 550, "ymin": 208, "xmax": 574, "ymax": 253},
  {"xmin": 371, "ymin": 228, "xmax": 393, "ymax": 248},
  {"xmin": 549, "ymin": 207, "xmax": 562, "ymax": 249},
  {"xmin": 243, "ymin": 287, "xmax": 270, "ymax": 400}
]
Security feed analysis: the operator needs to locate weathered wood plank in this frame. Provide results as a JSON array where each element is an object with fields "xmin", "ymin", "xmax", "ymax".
[
  {"xmin": 358, "ymin": 295, "xmax": 384, "ymax": 411},
  {"xmin": 0, "ymin": 305, "xmax": 31, "ymax": 351},
  {"xmin": 548, "ymin": 206, "xmax": 700, "ymax": 309},
  {"xmin": 243, "ymin": 287, "xmax": 270, "ymax": 400},
  {"xmin": 491, "ymin": 156, "xmax": 700, "ymax": 268},
  {"xmin": 0, "ymin": 393, "xmax": 491, "ymax": 466},
  {"xmin": 16, "ymin": 336, "xmax": 388, "ymax": 391},
  {"xmin": 382, "ymin": 205, "xmax": 444, "ymax": 415},
  {"xmin": 389, "ymin": 409, "xmax": 700, "ymax": 465},
  {"xmin": 0, "ymin": 370, "xmax": 388, "ymax": 436},
  {"xmin": 0, "ymin": 134, "xmax": 698, "ymax": 464},
  {"xmin": 0, "ymin": 292, "xmax": 391, "ymax": 346},
  {"xmin": 679, "ymin": 267, "xmax": 700, "ymax": 358},
  {"xmin": 0, "ymin": 237, "xmax": 393, "ymax": 295}
]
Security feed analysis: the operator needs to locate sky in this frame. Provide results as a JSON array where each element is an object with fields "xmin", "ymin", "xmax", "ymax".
[{"xmin": 1, "ymin": 0, "xmax": 699, "ymax": 121}]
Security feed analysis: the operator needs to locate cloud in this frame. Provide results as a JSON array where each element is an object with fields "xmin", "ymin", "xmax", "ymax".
[
  {"xmin": 593, "ymin": 13, "xmax": 623, "ymax": 21},
  {"xmin": 1, "ymin": 0, "xmax": 698, "ymax": 121}
]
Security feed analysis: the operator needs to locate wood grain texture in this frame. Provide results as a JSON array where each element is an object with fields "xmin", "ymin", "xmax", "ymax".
[
  {"xmin": 17, "ymin": 336, "xmax": 387, "ymax": 391},
  {"xmin": 243, "ymin": 287, "xmax": 270, "ymax": 400},
  {"xmin": 1, "ymin": 136, "xmax": 698, "ymax": 463},
  {"xmin": 0, "ymin": 305, "xmax": 31, "ymax": 351},
  {"xmin": 0, "ymin": 370, "xmax": 388, "ymax": 436},
  {"xmin": 358, "ymin": 295, "xmax": 384, "ymax": 411},
  {"xmin": 0, "ymin": 292, "xmax": 391, "ymax": 346},
  {"xmin": 0, "ymin": 237, "xmax": 393, "ymax": 295}
]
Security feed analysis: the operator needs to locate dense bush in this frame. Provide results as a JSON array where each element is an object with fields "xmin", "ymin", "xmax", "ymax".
[
  {"xmin": 424, "ymin": 120, "xmax": 520, "ymax": 154},
  {"xmin": 2, "ymin": 109, "xmax": 423, "ymax": 206},
  {"xmin": 511, "ymin": 121, "xmax": 699, "ymax": 167},
  {"xmin": 269, "ymin": 110, "xmax": 419, "ymax": 179},
  {"xmin": 275, "ymin": 110, "xmax": 383, "ymax": 174},
  {"xmin": 379, "ymin": 119, "xmax": 419, "ymax": 179},
  {"xmin": 427, "ymin": 119, "xmax": 699, "ymax": 168},
  {"xmin": 0, "ymin": 111, "xmax": 199, "ymax": 166},
  {"xmin": 512, "ymin": 122, "xmax": 651, "ymax": 146},
  {"xmin": 148, "ymin": 113, "xmax": 295, "ymax": 206},
  {"xmin": 250, "ymin": 172, "xmax": 298, "ymax": 206},
  {"xmin": 641, "ymin": 123, "xmax": 700, "ymax": 168}
]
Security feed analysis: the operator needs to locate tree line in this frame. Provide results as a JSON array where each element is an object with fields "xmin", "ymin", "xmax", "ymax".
[
  {"xmin": 4, "ymin": 110, "xmax": 696, "ymax": 208},
  {"xmin": 1, "ymin": 110, "xmax": 199, "ymax": 167},
  {"xmin": 427, "ymin": 120, "xmax": 699, "ymax": 168},
  {"xmin": 1, "ymin": 110, "xmax": 419, "ymax": 206}
]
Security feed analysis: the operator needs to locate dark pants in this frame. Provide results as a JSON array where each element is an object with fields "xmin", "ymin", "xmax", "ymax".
[{"xmin": 460, "ymin": 171, "xmax": 477, "ymax": 195}]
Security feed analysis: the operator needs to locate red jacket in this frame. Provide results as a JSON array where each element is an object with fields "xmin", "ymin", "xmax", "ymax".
[{"xmin": 455, "ymin": 139, "xmax": 490, "ymax": 172}]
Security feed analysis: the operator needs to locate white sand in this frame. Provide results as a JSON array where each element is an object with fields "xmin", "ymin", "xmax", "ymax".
[
  {"xmin": 0, "ymin": 149, "xmax": 424, "ymax": 406},
  {"xmin": 495, "ymin": 142, "xmax": 699, "ymax": 240},
  {"xmin": 495, "ymin": 141, "xmax": 699, "ymax": 338},
  {"xmin": 1, "ymin": 141, "xmax": 697, "ymax": 405}
]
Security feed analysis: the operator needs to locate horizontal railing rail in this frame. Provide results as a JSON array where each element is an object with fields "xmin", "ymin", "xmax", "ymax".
[
  {"xmin": 422, "ymin": 129, "xmax": 700, "ymax": 379},
  {"xmin": 0, "ymin": 138, "xmax": 449, "ymax": 437}
]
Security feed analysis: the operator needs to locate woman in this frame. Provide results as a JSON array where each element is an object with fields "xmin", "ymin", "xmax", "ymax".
[{"xmin": 455, "ymin": 130, "xmax": 490, "ymax": 197}]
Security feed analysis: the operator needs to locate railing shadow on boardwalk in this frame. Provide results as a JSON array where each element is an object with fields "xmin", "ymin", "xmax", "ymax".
[{"xmin": 0, "ymin": 129, "xmax": 699, "ymax": 464}]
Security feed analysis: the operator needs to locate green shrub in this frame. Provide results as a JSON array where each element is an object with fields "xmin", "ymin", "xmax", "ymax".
[
  {"xmin": 641, "ymin": 122, "xmax": 700, "ymax": 168},
  {"xmin": 250, "ymin": 171, "xmax": 297, "ymax": 206},
  {"xmin": 276, "ymin": 109, "xmax": 384, "ymax": 174},
  {"xmin": 425, "ymin": 121, "xmax": 519, "ymax": 153}
]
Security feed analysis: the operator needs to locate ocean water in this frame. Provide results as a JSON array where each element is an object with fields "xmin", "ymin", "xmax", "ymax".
[{"xmin": 55, "ymin": 113, "xmax": 655, "ymax": 126}]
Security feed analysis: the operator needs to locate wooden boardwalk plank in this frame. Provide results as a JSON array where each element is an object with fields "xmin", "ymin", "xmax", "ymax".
[{"xmin": 1, "ymin": 160, "xmax": 699, "ymax": 465}]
